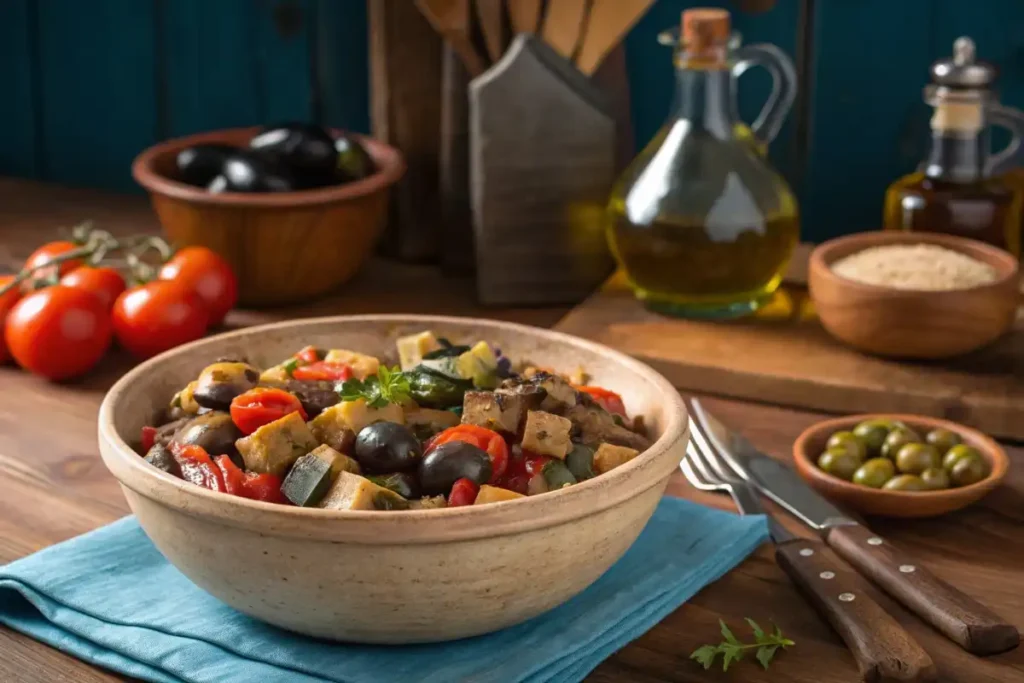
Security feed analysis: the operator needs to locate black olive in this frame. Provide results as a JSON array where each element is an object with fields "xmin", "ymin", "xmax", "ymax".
[
  {"xmin": 219, "ymin": 152, "xmax": 297, "ymax": 193},
  {"xmin": 144, "ymin": 444, "xmax": 182, "ymax": 477},
  {"xmin": 192, "ymin": 362, "xmax": 260, "ymax": 410},
  {"xmin": 368, "ymin": 472, "xmax": 420, "ymax": 499},
  {"xmin": 176, "ymin": 144, "xmax": 237, "ymax": 187},
  {"xmin": 207, "ymin": 175, "xmax": 228, "ymax": 193},
  {"xmin": 271, "ymin": 379, "xmax": 340, "ymax": 417},
  {"xmin": 171, "ymin": 412, "xmax": 242, "ymax": 464},
  {"xmin": 418, "ymin": 442, "xmax": 492, "ymax": 496},
  {"xmin": 334, "ymin": 134, "xmax": 374, "ymax": 181},
  {"xmin": 353, "ymin": 422, "xmax": 423, "ymax": 474},
  {"xmin": 249, "ymin": 122, "xmax": 337, "ymax": 185}
]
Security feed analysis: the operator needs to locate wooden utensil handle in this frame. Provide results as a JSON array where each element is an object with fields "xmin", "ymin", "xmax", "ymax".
[
  {"xmin": 776, "ymin": 538, "xmax": 936, "ymax": 682},
  {"xmin": 826, "ymin": 524, "xmax": 1020, "ymax": 656}
]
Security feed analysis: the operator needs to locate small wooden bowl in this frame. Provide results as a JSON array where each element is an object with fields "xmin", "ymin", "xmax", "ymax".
[
  {"xmin": 132, "ymin": 127, "xmax": 405, "ymax": 307},
  {"xmin": 809, "ymin": 231, "xmax": 1019, "ymax": 359},
  {"xmin": 794, "ymin": 413, "xmax": 1008, "ymax": 518}
]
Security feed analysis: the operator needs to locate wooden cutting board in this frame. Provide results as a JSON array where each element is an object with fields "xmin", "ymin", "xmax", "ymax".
[{"xmin": 555, "ymin": 246, "xmax": 1024, "ymax": 440}]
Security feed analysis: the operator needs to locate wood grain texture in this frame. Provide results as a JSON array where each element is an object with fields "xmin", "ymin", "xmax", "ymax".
[
  {"xmin": 474, "ymin": 0, "xmax": 507, "ymax": 62},
  {"xmin": 775, "ymin": 538, "xmax": 937, "ymax": 682},
  {"xmin": 576, "ymin": 0, "xmax": 654, "ymax": 75},
  {"xmin": 540, "ymin": 0, "xmax": 590, "ymax": 60},
  {"xmin": 3, "ymin": 183, "xmax": 1024, "ymax": 681},
  {"xmin": 507, "ymin": 0, "xmax": 543, "ymax": 34},
  {"xmin": 414, "ymin": 0, "xmax": 487, "ymax": 76},
  {"xmin": 826, "ymin": 524, "xmax": 1020, "ymax": 656}
]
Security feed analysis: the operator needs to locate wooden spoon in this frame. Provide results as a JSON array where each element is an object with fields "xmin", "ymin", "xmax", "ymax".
[
  {"xmin": 540, "ymin": 0, "xmax": 590, "ymax": 60},
  {"xmin": 576, "ymin": 0, "xmax": 655, "ymax": 75},
  {"xmin": 474, "ymin": 0, "xmax": 507, "ymax": 62},
  {"xmin": 415, "ymin": 0, "xmax": 487, "ymax": 77},
  {"xmin": 507, "ymin": 0, "xmax": 543, "ymax": 34}
]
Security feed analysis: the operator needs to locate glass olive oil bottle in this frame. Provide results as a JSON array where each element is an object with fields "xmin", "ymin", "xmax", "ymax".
[{"xmin": 606, "ymin": 8, "xmax": 799, "ymax": 318}]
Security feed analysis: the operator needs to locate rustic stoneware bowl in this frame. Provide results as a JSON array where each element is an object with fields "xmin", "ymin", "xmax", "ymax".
[
  {"xmin": 809, "ymin": 231, "xmax": 1019, "ymax": 359},
  {"xmin": 794, "ymin": 413, "xmax": 1007, "ymax": 518},
  {"xmin": 132, "ymin": 127, "xmax": 405, "ymax": 307},
  {"xmin": 98, "ymin": 315, "xmax": 688, "ymax": 644}
]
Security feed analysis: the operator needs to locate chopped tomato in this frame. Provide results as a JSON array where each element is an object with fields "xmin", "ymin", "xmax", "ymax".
[
  {"xmin": 448, "ymin": 478, "xmax": 479, "ymax": 507},
  {"xmin": 230, "ymin": 388, "xmax": 307, "ymax": 435},
  {"xmin": 426, "ymin": 425, "xmax": 509, "ymax": 482},
  {"xmin": 174, "ymin": 445, "xmax": 225, "ymax": 492},
  {"xmin": 214, "ymin": 455, "xmax": 289, "ymax": 504},
  {"xmin": 576, "ymin": 385, "xmax": 627, "ymax": 417},
  {"xmin": 524, "ymin": 451, "xmax": 553, "ymax": 476},
  {"xmin": 295, "ymin": 345, "xmax": 321, "ymax": 364},
  {"xmin": 291, "ymin": 360, "xmax": 352, "ymax": 382},
  {"xmin": 140, "ymin": 425, "xmax": 158, "ymax": 452}
]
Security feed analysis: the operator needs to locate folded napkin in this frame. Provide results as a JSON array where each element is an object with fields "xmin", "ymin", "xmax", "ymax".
[{"xmin": 0, "ymin": 497, "xmax": 766, "ymax": 683}]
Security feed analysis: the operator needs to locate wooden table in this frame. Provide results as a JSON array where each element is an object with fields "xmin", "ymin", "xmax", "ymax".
[{"xmin": 1, "ymin": 180, "xmax": 1023, "ymax": 683}]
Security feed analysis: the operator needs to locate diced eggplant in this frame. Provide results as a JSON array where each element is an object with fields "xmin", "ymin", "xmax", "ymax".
[
  {"xmin": 153, "ymin": 417, "xmax": 189, "ymax": 448},
  {"xmin": 460, "ymin": 391, "xmax": 525, "ymax": 434},
  {"xmin": 593, "ymin": 443, "xmax": 641, "ymax": 474},
  {"xmin": 405, "ymin": 407, "xmax": 460, "ymax": 437},
  {"xmin": 498, "ymin": 372, "xmax": 577, "ymax": 412},
  {"xmin": 235, "ymin": 412, "xmax": 319, "ymax": 476},
  {"xmin": 564, "ymin": 403, "xmax": 651, "ymax": 451},
  {"xmin": 310, "ymin": 399, "xmax": 404, "ymax": 439},
  {"xmin": 322, "ymin": 349, "xmax": 380, "ymax": 380},
  {"xmin": 474, "ymin": 484, "xmax": 526, "ymax": 505},
  {"xmin": 317, "ymin": 471, "xmax": 409, "ymax": 511},
  {"xmin": 309, "ymin": 443, "xmax": 361, "ymax": 477},
  {"xmin": 172, "ymin": 381, "xmax": 201, "ymax": 415},
  {"xmin": 192, "ymin": 362, "xmax": 260, "ymax": 410},
  {"xmin": 144, "ymin": 444, "xmax": 181, "ymax": 477},
  {"xmin": 565, "ymin": 443, "xmax": 596, "ymax": 481},
  {"xmin": 521, "ymin": 410, "xmax": 573, "ymax": 459},
  {"xmin": 281, "ymin": 453, "xmax": 334, "ymax": 507}
]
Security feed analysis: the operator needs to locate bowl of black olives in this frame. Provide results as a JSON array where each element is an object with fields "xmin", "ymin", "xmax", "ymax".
[
  {"xmin": 793, "ymin": 414, "xmax": 1008, "ymax": 517},
  {"xmin": 132, "ymin": 124, "xmax": 405, "ymax": 306}
]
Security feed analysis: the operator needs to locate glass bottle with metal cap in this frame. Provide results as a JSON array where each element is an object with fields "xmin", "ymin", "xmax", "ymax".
[{"xmin": 883, "ymin": 37, "xmax": 1024, "ymax": 255}]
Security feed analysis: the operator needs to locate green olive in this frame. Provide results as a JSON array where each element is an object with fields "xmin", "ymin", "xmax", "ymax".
[
  {"xmin": 920, "ymin": 467, "xmax": 951, "ymax": 490},
  {"xmin": 852, "ymin": 458, "xmax": 896, "ymax": 488},
  {"xmin": 950, "ymin": 457, "xmax": 988, "ymax": 487},
  {"xmin": 880, "ymin": 428, "xmax": 921, "ymax": 460},
  {"xmin": 883, "ymin": 474, "xmax": 928, "ymax": 491},
  {"xmin": 825, "ymin": 431, "xmax": 867, "ymax": 461},
  {"xmin": 942, "ymin": 444, "xmax": 983, "ymax": 473},
  {"xmin": 852, "ymin": 420, "xmax": 893, "ymax": 457},
  {"xmin": 895, "ymin": 443, "xmax": 941, "ymax": 475},
  {"xmin": 925, "ymin": 428, "xmax": 961, "ymax": 453},
  {"xmin": 817, "ymin": 448, "xmax": 862, "ymax": 481}
]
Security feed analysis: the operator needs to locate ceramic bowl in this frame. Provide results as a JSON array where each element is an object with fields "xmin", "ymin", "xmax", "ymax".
[
  {"xmin": 132, "ymin": 127, "xmax": 405, "ymax": 307},
  {"xmin": 793, "ymin": 413, "xmax": 1008, "ymax": 518},
  {"xmin": 809, "ymin": 231, "xmax": 1019, "ymax": 359},
  {"xmin": 98, "ymin": 315, "xmax": 688, "ymax": 643}
]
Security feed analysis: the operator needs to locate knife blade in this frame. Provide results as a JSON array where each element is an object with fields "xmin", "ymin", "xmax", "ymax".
[{"xmin": 688, "ymin": 398, "xmax": 1021, "ymax": 656}]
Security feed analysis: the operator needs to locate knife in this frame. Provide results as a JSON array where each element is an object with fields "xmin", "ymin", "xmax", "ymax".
[{"xmin": 689, "ymin": 398, "xmax": 1020, "ymax": 656}]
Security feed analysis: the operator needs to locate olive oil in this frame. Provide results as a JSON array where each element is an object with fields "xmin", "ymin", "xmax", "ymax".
[{"xmin": 606, "ymin": 8, "xmax": 799, "ymax": 318}]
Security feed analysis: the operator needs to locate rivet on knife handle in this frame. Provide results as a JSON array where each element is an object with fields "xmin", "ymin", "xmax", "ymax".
[
  {"xmin": 826, "ymin": 524, "xmax": 1020, "ymax": 656},
  {"xmin": 775, "ymin": 538, "xmax": 937, "ymax": 683}
]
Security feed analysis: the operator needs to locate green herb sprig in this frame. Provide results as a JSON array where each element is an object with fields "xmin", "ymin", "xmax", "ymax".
[
  {"xmin": 690, "ymin": 619, "xmax": 794, "ymax": 672},
  {"xmin": 338, "ymin": 366, "xmax": 411, "ymax": 408}
]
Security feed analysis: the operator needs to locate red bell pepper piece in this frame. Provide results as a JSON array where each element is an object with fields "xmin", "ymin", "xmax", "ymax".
[
  {"xmin": 576, "ymin": 385, "xmax": 627, "ymax": 417},
  {"xmin": 426, "ymin": 424, "xmax": 509, "ymax": 482},
  {"xmin": 294, "ymin": 345, "xmax": 321, "ymax": 364},
  {"xmin": 140, "ymin": 425, "xmax": 158, "ymax": 452},
  {"xmin": 174, "ymin": 445, "xmax": 226, "ymax": 492},
  {"xmin": 214, "ymin": 455, "xmax": 289, "ymax": 504},
  {"xmin": 448, "ymin": 478, "xmax": 479, "ymax": 507},
  {"xmin": 230, "ymin": 387, "xmax": 308, "ymax": 435},
  {"xmin": 291, "ymin": 361, "xmax": 353, "ymax": 382}
]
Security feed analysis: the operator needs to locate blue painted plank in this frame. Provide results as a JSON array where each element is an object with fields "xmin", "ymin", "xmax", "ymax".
[
  {"xmin": 0, "ymin": 0, "xmax": 38, "ymax": 178},
  {"xmin": 312, "ymin": 0, "xmax": 370, "ymax": 133},
  {"xmin": 802, "ymin": 0, "xmax": 935, "ymax": 242},
  {"xmin": 251, "ymin": 0, "xmax": 314, "ymax": 124},
  {"xmin": 624, "ymin": 0, "xmax": 801, "ymax": 183},
  {"xmin": 35, "ymin": 0, "xmax": 158, "ymax": 191}
]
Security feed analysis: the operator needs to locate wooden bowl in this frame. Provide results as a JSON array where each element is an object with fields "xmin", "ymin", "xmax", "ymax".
[
  {"xmin": 793, "ymin": 413, "xmax": 1008, "ymax": 518},
  {"xmin": 809, "ymin": 231, "xmax": 1019, "ymax": 359},
  {"xmin": 97, "ymin": 315, "xmax": 688, "ymax": 643},
  {"xmin": 132, "ymin": 128, "xmax": 405, "ymax": 307}
]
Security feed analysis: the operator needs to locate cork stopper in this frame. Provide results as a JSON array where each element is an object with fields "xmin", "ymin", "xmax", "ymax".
[{"xmin": 681, "ymin": 8, "xmax": 731, "ymax": 52}]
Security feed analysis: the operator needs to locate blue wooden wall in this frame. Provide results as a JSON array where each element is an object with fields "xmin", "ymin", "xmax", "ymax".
[{"xmin": 1, "ymin": 0, "xmax": 1022, "ymax": 242}]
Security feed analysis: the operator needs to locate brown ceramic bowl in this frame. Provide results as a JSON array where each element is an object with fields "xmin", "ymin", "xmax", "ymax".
[
  {"xmin": 794, "ymin": 413, "xmax": 1008, "ymax": 518},
  {"xmin": 809, "ymin": 231, "xmax": 1019, "ymax": 359},
  {"xmin": 132, "ymin": 127, "xmax": 405, "ymax": 307},
  {"xmin": 98, "ymin": 315, "xmax": 688, "ymax": 643}
]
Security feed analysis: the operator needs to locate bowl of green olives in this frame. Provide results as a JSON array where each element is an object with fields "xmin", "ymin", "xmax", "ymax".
[{"xmin": 793, "ymin": 414, "xmax": 1008, "ymax": 517}]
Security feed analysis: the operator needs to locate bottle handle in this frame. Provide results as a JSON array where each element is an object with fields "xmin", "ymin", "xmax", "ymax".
[
  {"xmin": 731, "ymin": 43, "xmax": 797, "ymax": 145},
  {"xmin": 987, "ymin": 103, "xmax": 1024, "ymax": 176}
]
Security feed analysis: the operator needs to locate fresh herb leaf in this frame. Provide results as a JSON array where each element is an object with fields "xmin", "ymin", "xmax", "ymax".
[
  {"xmin": 282, "ymin": 358, "xmax": 300, "ymax": 376},
  {"xmin": 337, "ymin": 366, "xmax": 411, "ymax": 408},
  {"xmin": 690, "ymin": 619, "xmax": 793, "ymax": 673}
]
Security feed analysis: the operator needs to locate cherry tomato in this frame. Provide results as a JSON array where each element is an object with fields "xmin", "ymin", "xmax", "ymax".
[
  {"xmin": 140, "ymin": 425, "xmax": 158, "ymax": 452},
  {"xmin": 4, "ymin": 285, "xmax": 112, "ymax": 381},
  {"xmin": 0, "ymin": 275, "xmax": 22, "ymax": 364},
  {"xmin": 295, "ymin": 345, "xmax": 321, "ymax": 364},
  {"xmin": 576, "ymin": 385, "xmax": 627, "ymax": 417},
  {"xmin": 60, "ymin": 266, "xmax": 126, "ymax": 309},
  {"xmin": 230, "ymin": 387, "xmax": 308, "ymax": 435},
  {"xmin": 214, "ymin": 455, "xmax": 289, "ymax": 503},
  {"xmin": 426, "ymin": 425, "xmax": 509, "ymax": 482},
  {"xmin": 448, "ymin": 477, "xmax": 479, "ymax": 507},
  {"xmin": 524, "ymin": 452, "xmax": 553, "ymax": 476},
  {"xmin": 23, "ymin": 241, "xmax": 84, "ymax": 287},
  {"xmin": 112, "ymin": 281, "xmax": 209, "ymax": 358},
  {"xmin": 158, "ymin": 246, "xmax": 238, "ymax": 326},
  {"xmin": 174, "ymin": 445, "xmax": 225, "ymax": 492},
  {"xmin": 291, "ymin": 360, "xmax": 353, "ymax": 382}
]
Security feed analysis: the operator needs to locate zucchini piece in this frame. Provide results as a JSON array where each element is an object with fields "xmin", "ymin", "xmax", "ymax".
[
  {"xmin": 566, "ymin": 444, "xmax": 596, "ymax": 481},
  {"xmin": 281, "ymin": 453, "xmax": 333, "ymax": 507},
  {"xmin": 418, "ymin": 356, "xmax": 462, "ymax": 380},
  {"xmin": 367, "ymin": 472, "xmax": 420, "ymax": 499},
  {"xmin": 396, "ymin": 331, "xmax": 441, "ymax": 370},
  {"xmin": 474, "ymin": 484, "xmax": 526, "ymax": 504},
  {"xmin": 542, "ymin": 460, "xmax": 577, "ymax": 490}
]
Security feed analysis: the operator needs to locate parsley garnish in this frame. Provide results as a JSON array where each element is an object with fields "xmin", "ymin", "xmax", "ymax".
[
  {"xmin": 690, "ymin": 619, "xmax": 794, "ymax": 672},
  {"xmin": 338, "ymin": 366, "xmax": 411, "ymax": 408},
  {"xmin": 282, "ymin": 358, "xmax": 300, "ymax": 376}
]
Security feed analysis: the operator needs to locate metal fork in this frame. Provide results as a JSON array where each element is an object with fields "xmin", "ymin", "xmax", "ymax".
[{"xmin": 683, "ymin": 419, "xmax": 937, "ymax": 683}]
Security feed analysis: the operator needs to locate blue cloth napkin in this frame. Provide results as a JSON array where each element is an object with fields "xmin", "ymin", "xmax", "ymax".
[{"xmin": 0, "ymin": 497, "xmax": 767, "ymax": 683}]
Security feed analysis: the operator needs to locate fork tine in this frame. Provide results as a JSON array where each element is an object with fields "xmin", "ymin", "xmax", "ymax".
[
  {"xmin": 686, "ymin": 438, "xmax": 720, "ymax": 485},
  {"xmin": 680, "ymin": 451, "xmax": 713, "ymax": 491},
  {"xmin": 689, "ymin": 414, "xmax": 739, "ymax": 483}
]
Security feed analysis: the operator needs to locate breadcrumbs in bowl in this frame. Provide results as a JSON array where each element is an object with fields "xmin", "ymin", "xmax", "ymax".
[{"xmin": 831, "ymin": 243, "xmax": 998, "ymax": 291}]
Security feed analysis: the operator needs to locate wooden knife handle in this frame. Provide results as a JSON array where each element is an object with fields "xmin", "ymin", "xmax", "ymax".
[
  {"xmin": 776, "ymin": 538, "xmax": 936, "ymax": 682},
  {"xmin": 826, "ymin": 524, "xmax": 1020, "ymax": 656}
]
